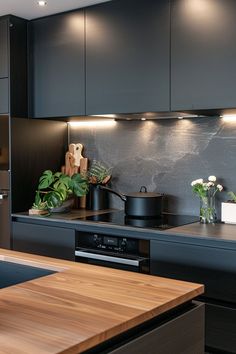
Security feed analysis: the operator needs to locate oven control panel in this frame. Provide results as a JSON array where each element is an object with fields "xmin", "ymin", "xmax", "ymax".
[
  {"xmin": 94, "ymin": 234, "xmax": 127, "ymax": 252},
  {"xmin": 76, "ymin": 232, "xmax": 145, "ymax": 255}
]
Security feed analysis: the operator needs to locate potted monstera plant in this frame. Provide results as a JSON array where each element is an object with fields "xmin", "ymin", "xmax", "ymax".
[
  {"xmin": 29, "ymin": 170, "xmax": 88, "ymax": 215},
  {"xmin": 221, "ymin": 191, "xmax": 236, "ymax": 224}
]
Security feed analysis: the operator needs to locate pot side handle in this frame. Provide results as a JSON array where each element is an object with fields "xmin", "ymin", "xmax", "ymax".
[{"xmin": 98, "ymin": 185, "xmax": 127, "ymax": 202}]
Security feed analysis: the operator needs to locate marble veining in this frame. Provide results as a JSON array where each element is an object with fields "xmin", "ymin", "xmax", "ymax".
[{"xmin": 69, "ymin": 117, "xmax": 236, "ymax": 216}]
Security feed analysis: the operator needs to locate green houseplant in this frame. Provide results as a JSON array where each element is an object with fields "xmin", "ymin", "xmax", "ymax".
[
  {"xmin": 88, "ymin": 160, "xmax": 112, "ymax": 185},
  {"xmin": 86, "ymin": 160, "xmax": 112, "ymax": 211},
  {"xmin": 30, "ymin": 170, "xmax": 88, "ymax": 214}
]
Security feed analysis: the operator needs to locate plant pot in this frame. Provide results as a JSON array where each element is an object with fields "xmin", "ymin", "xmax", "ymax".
[
  {"xmin": 86, "ymin": 184, "xmax": 109, "ymax": 211},
  {"xmin": 50, "ymin": 198, "xmax": 74, "ymax": 213},
  {"xmin": 221, "ymin": 202, "xmax": 236, "ymax": 224}
]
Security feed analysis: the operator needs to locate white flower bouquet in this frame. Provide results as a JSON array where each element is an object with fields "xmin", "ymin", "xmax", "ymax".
[{"xmin": 191, "ymin": 176, "xmax": 223, "ymax": 223}]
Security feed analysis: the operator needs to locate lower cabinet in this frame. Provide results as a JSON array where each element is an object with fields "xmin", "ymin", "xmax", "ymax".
[
  {"xmin": 205, "ymin": 300, "xmax": 236, "ymax": 354},
  {"xmin": 150, "ymin": 239, "xmax": 236, "ymax": 353},
  {"xmin": 12, "ymin": 222, "xmax": 75, "ymax": 261},
  {"xmin": 84, "ymin": 302, "xmax": 204, "ymax": 354}
]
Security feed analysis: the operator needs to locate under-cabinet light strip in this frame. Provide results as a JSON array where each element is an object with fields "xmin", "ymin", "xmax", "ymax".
[
  {"xmin": 68, "ymin": 120, "xmax": 116, "ymax": 127},
  {"xmin": 221, "ymin": 115, "xmax": 236, "ymax": 122}
]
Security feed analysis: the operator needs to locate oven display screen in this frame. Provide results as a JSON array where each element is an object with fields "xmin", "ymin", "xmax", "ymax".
[{"xmin": 103, "ymin": 236, "xmax": 118, "ymax": 247}]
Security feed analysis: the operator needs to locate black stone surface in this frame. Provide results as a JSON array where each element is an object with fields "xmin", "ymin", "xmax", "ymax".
[
  {"xmin": 69, "ymin": 117, "xmax": 235, "ymax": 217},
  {"xmin": 0, "ymin": 261, "xmax": 56, "ymax": 289}
]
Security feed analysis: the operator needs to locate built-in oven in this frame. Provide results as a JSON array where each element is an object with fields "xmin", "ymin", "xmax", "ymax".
[{"xmin": 75, "ymin": 232, "xmax": 150, "ymax": 273}]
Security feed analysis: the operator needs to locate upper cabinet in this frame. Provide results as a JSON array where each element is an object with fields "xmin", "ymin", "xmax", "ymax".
[
  {"xmin": 171, "ymin": 0, "xmax": 236, "ymax": 112},
  {"xmin": 0, "ymin": 19, "xmax": 8, "ymax": 78},
  {"xmin": 0, "ymin": 16, "xmax": 27, "ymax": 116},
  {"xmin": 86, "ymin": 0, "xmax": 170, "ymax": 115},
  {"xmin": 29, "ymin": 11, "xmax": 85, "ymax": 118},
  {"xmin": 28, "ymin": 0, "xmax": 236, "ymax": 117}
]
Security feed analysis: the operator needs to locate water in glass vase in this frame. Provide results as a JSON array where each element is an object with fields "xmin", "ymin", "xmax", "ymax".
[{"xmin": 200, "ymin": 194, "xmax": 216, "ymax": 224}]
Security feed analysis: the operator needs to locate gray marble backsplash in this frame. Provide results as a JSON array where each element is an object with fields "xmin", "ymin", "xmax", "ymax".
[{"xmin": 69, "ymin": 117, "xmax": 236, "ymax": 217}]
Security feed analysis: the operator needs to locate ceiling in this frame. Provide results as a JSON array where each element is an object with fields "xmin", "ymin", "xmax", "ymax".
[{"xmin": 0, "ymin": 0, "xmax": 110, "ymax": 20}]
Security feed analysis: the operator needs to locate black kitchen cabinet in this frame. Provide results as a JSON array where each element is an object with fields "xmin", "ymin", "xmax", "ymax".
[
  {"xmin": 171, "ymin": 0, "xmax": 236, "ymax": 112},
  {"xmin": 0, "ymin": 15, "xmax": 27, "ymax": 117},
  {"xmin": 29, "ymin": 11, "xmax": 85, "ymax": 118},
  {"xmin": 150, "ymin": 239, "xmax": 236, "ymax": 353},
  {"xmin": 0, "ymin": 19, "xmax": 8, "ymax": 78},
  {"xmin": 0, "ymin": 78, "xmax": 9, "ymax": 113},
  {"xmin": 86, "ymin": 0, "xmax": 170, "ymax": 115},
  {"xmin": 12, "ymin": 222, "xmax": 75, "ymax": 261}
]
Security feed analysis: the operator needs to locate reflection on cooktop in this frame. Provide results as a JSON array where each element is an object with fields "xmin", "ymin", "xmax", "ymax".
[{"xmin": 83, "ymin": 211, "xmax": 199, "ymax": 230}]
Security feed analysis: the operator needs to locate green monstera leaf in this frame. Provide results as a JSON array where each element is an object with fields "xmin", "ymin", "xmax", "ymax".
[
  {"xmin": 38, "ymin": 170, "xmax": 54, "ymax": 189},
  {"xmin": 43, "ymin": 190, "xmax": 63, "ymax": 209},
  {"xmin": 70, "ymin": 173, "xmax": 89, "ymax": 197}
]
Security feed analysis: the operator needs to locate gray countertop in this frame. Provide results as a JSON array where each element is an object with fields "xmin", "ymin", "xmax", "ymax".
[{"xmin": 12, "ymin": 209, "xmax": 236, "ymax": 250}]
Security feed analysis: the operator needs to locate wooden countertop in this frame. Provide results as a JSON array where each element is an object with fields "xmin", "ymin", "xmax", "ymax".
[
  {"xmin": 0, "ymin": 249, "xmax": 204, "ymax": 354},
  {"xmin": 168, "ymin": 221, "xmax": 236, "ymax": 242}
]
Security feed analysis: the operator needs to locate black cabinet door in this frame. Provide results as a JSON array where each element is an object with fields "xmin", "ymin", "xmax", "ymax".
[
  {"xmin": 86, "ymin": 0, "xmax": 170, "ymax": 115},
  {"xmin": 0, "ymin": 78, "xmax": 9, "ymax": 113},
  {"xmin": 171, "ymin": 0, "xmax": 236, "ymax": 111},
  {"xmin": 0, "ymin": 19, "xmax": 8, "ymax": 78},
  {"xmin": 29, "ymin": 11, "xmax": 85, "ymax": 118},
  {"xmin": 150, "ymin": 239, "xmax": 236, "ymax": 303},
  {"xmin": 12, "ymin": 222, "xmax": 75, "ymax": 261}
]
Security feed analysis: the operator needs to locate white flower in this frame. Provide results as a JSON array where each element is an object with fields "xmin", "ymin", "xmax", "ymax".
[
  {"xmin": 217, "ymin": 184, "xmax": 223, "ymax": 192},
  {"xmin": 191, "ymin": 179, "xmax": 203, "ymax": 186},
  {"xmin": 207, "ymin": 181, "xmax": 214, "ymax": 187},
  {"xmin": 208, "ymin": 175, "xmax": 216, "ymax": 182},
  {"xmin": 196, "ymin": 178, "xmax": 203, "ymax": 184}
]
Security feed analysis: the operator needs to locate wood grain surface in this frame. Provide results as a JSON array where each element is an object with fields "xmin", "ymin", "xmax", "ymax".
[
  {"xmin": 168, "ymin": 222, "xmax": 236, "ymax": 241},
  {"xmin": 0, "ymin": 249, "xmax": 204, "ymax": 354}
]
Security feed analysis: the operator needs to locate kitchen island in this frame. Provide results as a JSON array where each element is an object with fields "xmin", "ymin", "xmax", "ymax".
[{"xmin": 0, "ymin": 248, "xmax": 204, "ymax": 354}]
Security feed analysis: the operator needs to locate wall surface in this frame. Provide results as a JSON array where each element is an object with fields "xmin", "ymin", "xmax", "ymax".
[{"xmin": 69, "ymin": 117, "xmax": 236, "ymax": 216}]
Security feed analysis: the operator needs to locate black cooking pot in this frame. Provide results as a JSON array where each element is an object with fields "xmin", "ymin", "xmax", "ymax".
[{"xmin": 99, "ymin": 185, "xmax": 163, "ymax": 217}]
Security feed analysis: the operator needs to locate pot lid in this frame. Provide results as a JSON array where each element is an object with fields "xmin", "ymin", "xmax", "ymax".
[{"xmin": 126, "ymin": 186, "xmax": 162, "ymax": 198}]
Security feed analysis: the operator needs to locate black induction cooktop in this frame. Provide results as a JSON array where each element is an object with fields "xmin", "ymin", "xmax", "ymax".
[{"xmin": 83, "ymin": 211, "xmax": 199, "ymax": 230}]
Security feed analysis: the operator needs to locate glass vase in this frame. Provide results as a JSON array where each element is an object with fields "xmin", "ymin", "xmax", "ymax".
[{"xmin": 200, "ymin": 194, "xmax": 216, "ymax": 224}]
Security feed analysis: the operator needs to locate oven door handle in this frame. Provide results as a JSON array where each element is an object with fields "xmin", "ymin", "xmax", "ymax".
[{"xmin": 75, "ymin": 250, "xmax": 144, "ymax": 267}]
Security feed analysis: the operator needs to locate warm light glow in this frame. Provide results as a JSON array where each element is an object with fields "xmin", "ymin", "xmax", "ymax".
[
  {"xmin": 187, "ymin": 0, "xmax": 209, "ymax": 13},
  {"xmin": 91, "ymin": 114, "xmax": 117, "ymax": 118},
  {"xmin": 68, "ymin": 120, "xmax": 116, "ymax": 128},
  {"xmin": 37, "ymin": 1, "xmax": 47, "ymax": 6},
  {"xmin": 178, "ymin": 116, "xmax": 184, "ymax": 120},
  {"xmin": 141, "ymin": 118, "xmax": 146, "ymax": 121},
  {"xmin": 221, "ymin": 115, "xmax": 236, "ymax": 122}
]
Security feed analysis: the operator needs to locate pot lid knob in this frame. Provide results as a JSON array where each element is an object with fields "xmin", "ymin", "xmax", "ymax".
[{"xmin": 139, "ymin": 186, "xmax": 147, "ymax": 193}]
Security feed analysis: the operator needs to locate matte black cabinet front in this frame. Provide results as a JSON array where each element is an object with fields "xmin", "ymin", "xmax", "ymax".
[
  {"xmin": 29, "ymin": 11, "xmax": 85, "ymax": 118},
  {"xmin": 0, "ymin": 19, "xmax": 8, "ymax": 78},
  {"xmin": 150, "ymin": 239, "xmax": 236, "ymax": 353},
  {"xmin": 0, "ymin": 78, "xmax": 9, "ymax": 113},
  {"xmin": 12, "ymin": 222, "xmax": 75, "ymax": 261},
  {"xmin": 0, "ymin": 15, "xmax": 27, "ymax": 116},
  {"xmin": 171, "ymin": 0, "xmax": 236, "ymax": 111},
  {"xmin": 86, "ymin": 0, "xmax": 170, "ymax": 115}
]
